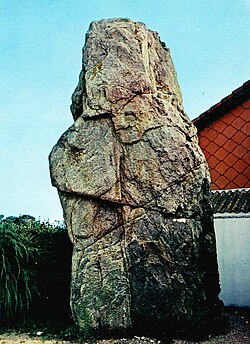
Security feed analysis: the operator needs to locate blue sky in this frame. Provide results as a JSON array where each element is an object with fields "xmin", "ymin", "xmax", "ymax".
[{"xmin": 0, "ymin": 0, "xmax": 249, "ymax": 221}]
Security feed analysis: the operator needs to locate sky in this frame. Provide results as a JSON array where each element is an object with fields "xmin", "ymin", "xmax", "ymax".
[{"xmin": 0, "ymin": 0, "xmax": 249, "ymax": 221}]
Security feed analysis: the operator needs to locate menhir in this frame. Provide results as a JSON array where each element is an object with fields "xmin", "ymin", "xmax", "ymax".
[{"xmin": 49, "ymin": 18, "xmax": 221, "ymax": 338}]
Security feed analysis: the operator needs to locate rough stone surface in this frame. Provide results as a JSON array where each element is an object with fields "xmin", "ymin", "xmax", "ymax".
[{"xmin": 49, "ymin": 18, "xmax": 221, "ymax": 338}]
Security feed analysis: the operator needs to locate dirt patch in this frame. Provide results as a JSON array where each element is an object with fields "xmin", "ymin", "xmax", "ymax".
[{"xmin": 0, "ymin": 308, "xmax": 249, "ymax": 344}]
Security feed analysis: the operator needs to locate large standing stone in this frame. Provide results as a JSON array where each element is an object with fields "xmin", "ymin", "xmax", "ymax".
[{"xmin": 49, "ymin": 18, "xmax": 221, "ymax": 338}]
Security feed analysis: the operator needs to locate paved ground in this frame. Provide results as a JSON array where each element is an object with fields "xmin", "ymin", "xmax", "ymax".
[{"xmin": 0, "ymin": 309, "xmax": 249, "ymax": 344}]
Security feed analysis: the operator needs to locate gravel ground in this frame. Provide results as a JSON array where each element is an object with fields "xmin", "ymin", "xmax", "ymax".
[{"xmin": 0, "ymin": 309, "xmax": 249, "ymax": 344}]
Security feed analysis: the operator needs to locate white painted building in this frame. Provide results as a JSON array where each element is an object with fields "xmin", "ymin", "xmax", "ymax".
[{"xmin": 212, "ymin": 189, "xmax": 250, "ymax": 307}]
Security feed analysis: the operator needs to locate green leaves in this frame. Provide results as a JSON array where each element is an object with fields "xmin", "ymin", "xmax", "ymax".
[{"xmin": 0, "ymin": 215, "xmax": 64, "ymax": 322}]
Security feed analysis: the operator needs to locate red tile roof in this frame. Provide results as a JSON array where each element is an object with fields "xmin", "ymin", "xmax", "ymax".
[
  {"xmin": 192, "ymin": 81, "xmax": 250, "ymax": 190},
  {"xmin": 193, "ymin": 80, "xmax": 250, "ymax": 131}
]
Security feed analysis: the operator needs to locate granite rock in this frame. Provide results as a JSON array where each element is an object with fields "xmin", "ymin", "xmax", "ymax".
[{"xmin": 49, "ymin": 18, "xmax": 221, "ymax": 338}]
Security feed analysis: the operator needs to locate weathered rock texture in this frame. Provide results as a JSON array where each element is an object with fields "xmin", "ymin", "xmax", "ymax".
[{"xmin": 49, "ymin": 18, "xmax": 221, "ymax": 338}]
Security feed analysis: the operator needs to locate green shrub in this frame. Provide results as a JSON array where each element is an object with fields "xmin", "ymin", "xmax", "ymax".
[
  {"xmin": 0, "ymin": 216, "xmax": 40, "ymax": 322},
  {"xmin": 0, "ymin": 215, "xmax": 72, "ymax": 325}
]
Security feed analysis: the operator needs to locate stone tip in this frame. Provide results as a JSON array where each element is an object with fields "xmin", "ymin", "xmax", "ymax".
[{"xmin": 88, "ymin": 17, "xmax": 146, "ymax": 30}]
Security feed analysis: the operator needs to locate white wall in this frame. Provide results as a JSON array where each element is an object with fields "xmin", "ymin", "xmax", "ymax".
[{"xmin": 214, "ymin": 214, "xmax": 250, "ymax": 307}]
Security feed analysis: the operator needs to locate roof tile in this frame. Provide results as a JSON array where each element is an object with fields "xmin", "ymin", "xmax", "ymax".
[
  {"xmin": 242, "ymin": 137, "xmax": 250, "ymax": 149},
  {"xmin": 233, "ymin": 174, "xmax": 248, "ymax": 187},
  {"xmin": 212, "ymin": 120, "xmax": 227, "ymax": 133},
  {"xmin": 242, "ymin": 166, "xmax": 250, "ymax": 179},
  {"xmin": 214, "ymin": 133, "xmax": 228, "ymax": 146},
  {"xmin": 216, "ymin": 161, "xmax": 230, "ymax": 174},
  {"xmin": 234, "ymin": 159, "xmax": 248, "ymax": 173},
  {"xmin": 209, "ymin": 156, "xmax": 220, "ymax": 169},
  {"xmin": 216, "ymin": 175, "xmax": 230, "ymax": 189},
  {"xmin": 206, "ymin": 127, "xmax": 219, "ymax": 140},
  {"xmin": 241, "ymin": 108, "xmax": 250, "ymax": 121},
  {"xmin": 231, "ymin": 131, "xmax": 247, "ymax": 144},
  {"xmin": 223, "ymin": 126, "xmax": 235, "ymax": 139},
  {"xmin": 226, "ymin": 181, "xmax": 238, "ymax": 189},
  {"xmin": 230, "ymin": 105, "xmax": 246, "ymax": 117},
  {"xmin": 221, "ymin": 112, "xmax": 236, "ymax": 125},
  {"xmin": 199, "ymin": 136, "xmax": 210, "ymax": 148},
  {"xmin": 224, "ymin": 153, "xmax": 238, "ymax": 166},
  {"xmin": 241, "ymin": 122, "xmax": 249, "ymax": 135},
  {"xmin": 231, "ymin": 117, "xmax": 245, "ymax": 130},
  {"xmin": 210, "ymin": 169, "xmax": 220, "ymax": 183},
  {"xmin": 211, "ymin": 189, "xmax": 250, "ymax": 213},
  {"xmin": 206, "ymin": 142, "xmax": 219, "ymax": 155},
  {"xmin": 224, "ymin": 140, "xmax": 238, "ymax": 152},
  {"xmin": 214, "ymin": 147, "xmax": 228, "ymax": 160},
  {"xmin": 233, "ymin": 145, "xmax": 247, "ymax": 159},
  {"xmin": 224, "ymin": 167, "xmax": 238, "ymax": 181}
]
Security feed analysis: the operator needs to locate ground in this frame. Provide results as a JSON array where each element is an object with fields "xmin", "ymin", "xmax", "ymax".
[{"xmin": 0, "ymin": 308, "xmax": 249, "ymax": 344}]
